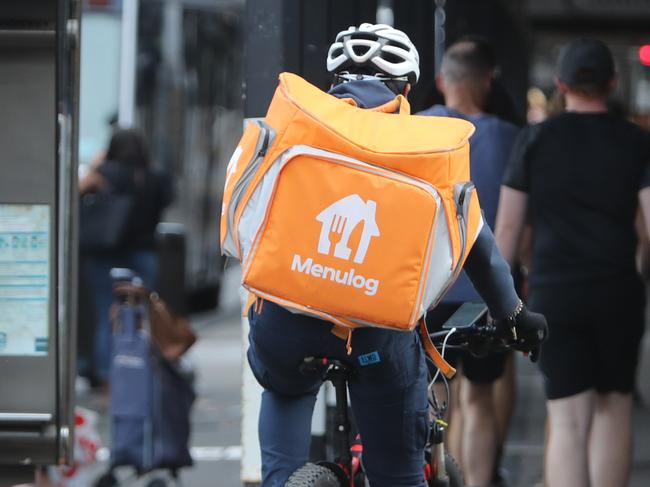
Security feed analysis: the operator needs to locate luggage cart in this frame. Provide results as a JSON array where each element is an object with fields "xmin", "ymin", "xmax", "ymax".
[{"xmin": 95, "ymin": 269, "xmax": 195, "ymax": 487}]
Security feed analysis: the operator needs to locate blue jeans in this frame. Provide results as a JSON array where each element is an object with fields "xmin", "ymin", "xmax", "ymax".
[
  {"xmin": 248, "ymin": 301, "xmax": 429, "ymax": 487},
  {"xmin": 85, "ymin": 250, "xmax": 159, "ymax": 380}
]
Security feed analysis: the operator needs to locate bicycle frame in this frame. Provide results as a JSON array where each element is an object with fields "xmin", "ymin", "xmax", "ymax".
[
  {"xmin": 297, "ymin": 304, "xmax": 508, "ymax": 486},
  {"xmin": 300, "ymin": 359, "xmax": 361, "ymax": 486},
  {"xmin": 302, "ymin": 357, "xmax": 454, "ymax": 487},
  {"xmin": 426, "ymin": 373, "xmax": 453, "ymax": 486}
]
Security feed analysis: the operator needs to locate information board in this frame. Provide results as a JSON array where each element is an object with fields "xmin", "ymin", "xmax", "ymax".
[{"xmin": 0, "ymin": 204, "xmax": 50, "ymax": 356}]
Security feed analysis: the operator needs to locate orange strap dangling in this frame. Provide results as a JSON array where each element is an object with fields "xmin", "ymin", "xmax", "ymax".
[
  {"xmin": 243, "ymin": 293, "xmax": 257, "ymax": 317},
  {"xmin": 331, "ymin": 324, "xmax": 354, "ymax": 356},
  {"xmin": 345, "ymin": 329, "xmax": 353, "ymax": 356},
  {"xmin": 419, "ymin": 318, "xmax": 456, "ymax": 379}
]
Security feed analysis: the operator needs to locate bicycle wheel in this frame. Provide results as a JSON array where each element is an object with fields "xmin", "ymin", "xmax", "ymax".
[
  {"xmin": 445, "ymin": 453, "xmax": 464, "ymax": 487},
  {"xmin": 94, "ymin": 471, "xmax": 117, "ymax": 487},
  {"xmin": 428, "ymin": 453, "xmax": 465, "ymax": 487},
  {"xmin": 144, "ymin": 479, "xmax": 168, "ymax": 487},
  {"xmin": 285, "ymin": 463, "xmax": 342, "ymax": 487}
]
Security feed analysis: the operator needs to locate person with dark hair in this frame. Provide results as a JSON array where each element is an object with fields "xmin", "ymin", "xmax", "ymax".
[
  {"xmin": 422, "ymin": 35, "xmax": 523, "ymax": 129},
  {"xmin": 456, "ymin": 34, "xmax": 524, "ymax": 127},
  {"xmin": 79, "ymin": 128, "xmax": 173, "ymax": 386},
  {"xmin": 419, "ymin": 39, "xmax": 520, "ymax": 487},
  {"xmin": 496, "ymin": 38, "xmax": 650, "ymax": 487}
]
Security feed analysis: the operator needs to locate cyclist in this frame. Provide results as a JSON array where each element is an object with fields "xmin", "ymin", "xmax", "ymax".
[{"xmin": 246, "ymin": 23, "xmax": 547, "ymax": 487}]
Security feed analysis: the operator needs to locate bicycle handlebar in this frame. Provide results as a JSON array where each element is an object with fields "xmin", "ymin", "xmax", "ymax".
[{"xmin": 429, "ymin": 321, "xmax": 511, "ymax": 358}]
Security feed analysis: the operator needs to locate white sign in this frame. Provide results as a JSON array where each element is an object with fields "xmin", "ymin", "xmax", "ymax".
[{"xmin": 0, "ymin": 204, "xmax": 50, "ymax": 356}]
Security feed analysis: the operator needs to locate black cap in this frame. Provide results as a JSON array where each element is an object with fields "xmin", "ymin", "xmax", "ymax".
[{"xmin": 558, "ymin": 38, "xmax": 614, "ymax": 87}]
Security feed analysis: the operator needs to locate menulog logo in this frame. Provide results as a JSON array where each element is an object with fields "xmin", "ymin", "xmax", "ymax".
[{"xmin": 290, "ymin": 194, "xmax": 381, "ymax": 296}]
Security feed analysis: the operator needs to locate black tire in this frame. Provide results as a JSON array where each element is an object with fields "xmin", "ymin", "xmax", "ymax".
[
  {"xmin": 285, "ymin": 463, "xmax": 342, "ymax": 487},
  {"xmin": 145, "ymin": 478, "xmax": 169, "ymax": 487},
  {"xmin": 353, "ymin": 471, "xmax": 367, "ymax": 487},
  {"xmin": 94, "ymin": 472, "xmax": 118, "ymax": 487},
  {"xmin": 445, "ymin": 453, "xmax": 464, "ymax": 487},
  {"xmin": 428, "ymin": 453, "xmax": 465, "ymax": 487}
]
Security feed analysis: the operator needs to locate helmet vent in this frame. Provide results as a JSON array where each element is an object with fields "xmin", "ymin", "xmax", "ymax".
[
  {"xmin": 382, "ymin": 51, "xmax": 402, "ymax": 64},
  {"xmin": 386, "ymin": 39, "xmax": 409, "ymax": 51},
  {"xmin": 351, "ymin": 44, "xmax": 372, "ymax": 57},
  {"xmin": 351, "ymin": 32, "xmax": 378, "ymax": 41}
]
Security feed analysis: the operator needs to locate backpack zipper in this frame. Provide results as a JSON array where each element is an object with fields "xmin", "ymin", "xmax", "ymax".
[
  {"xmin": 455, "ymin": 182, "xmax": 474, "ymax": 273},
  {"xmin": 227, "ymin": 121, "xmax": 274, "ymax": 257},
  {"xmin": 431, "ymin": 181, "xmax": 475, "ymax": 307}
]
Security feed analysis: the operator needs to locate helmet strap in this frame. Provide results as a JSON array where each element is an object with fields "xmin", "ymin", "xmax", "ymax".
[{"xmin": 333, "ymin": 72, "xmax": 409, "ymax": 95}]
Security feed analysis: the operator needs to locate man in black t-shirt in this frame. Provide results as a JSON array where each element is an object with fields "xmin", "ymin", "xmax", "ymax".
[{"xmin": 495, "ymin": 38, "xmax": 650, "ymax": 487}]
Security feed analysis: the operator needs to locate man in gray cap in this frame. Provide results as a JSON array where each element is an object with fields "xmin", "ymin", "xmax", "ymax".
[{"xmin": 496, "ymin": 38, "xmax": 650, "ymax": 487}]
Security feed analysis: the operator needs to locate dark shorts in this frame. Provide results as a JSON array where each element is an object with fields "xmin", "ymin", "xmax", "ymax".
[
  {"xmin": 529, "ymin": 276, "xmax": 646, "ymax": 400},
  {"xmin": 426, "ymin": 303, "xmax": 508, "ymax": 384}
]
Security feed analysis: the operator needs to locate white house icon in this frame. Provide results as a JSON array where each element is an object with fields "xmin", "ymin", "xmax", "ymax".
[{"xmin": 316, "ymin": 194, "xmax": 380, "ymax": 264}]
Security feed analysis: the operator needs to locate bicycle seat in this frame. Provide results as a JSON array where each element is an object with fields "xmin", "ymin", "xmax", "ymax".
[{"xmin": 299, "ymin": 357, "xmax": 355, "ymax": 382}]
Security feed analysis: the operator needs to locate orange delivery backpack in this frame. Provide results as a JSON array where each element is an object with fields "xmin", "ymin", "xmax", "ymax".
[{"xmin": 220, "ymin": 72, "xmax": 482, "ymax": 377}]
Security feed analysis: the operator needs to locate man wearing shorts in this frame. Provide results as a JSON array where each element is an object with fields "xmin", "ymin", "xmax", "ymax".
[
  {"xmin": 420, "ymin": 38, "xmax": 520, "ymax": 487},
  {"xmin": 496, "ymin": 38, "xmax": 650, "ymax": 487}
]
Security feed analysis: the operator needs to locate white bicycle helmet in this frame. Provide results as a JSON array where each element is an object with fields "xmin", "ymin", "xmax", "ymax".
[{"xmin": 327, "ymin": 23, "xmax": 420, "ymax": 84}]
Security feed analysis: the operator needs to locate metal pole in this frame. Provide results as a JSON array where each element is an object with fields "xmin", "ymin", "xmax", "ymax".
[
  {"xmin": 376, "ymin": 0, "xmax": 395, "ymax": 26},
  {"xmin": 118, "ymin": 0, "xmax": 139, "ymax": 127},
  {"xmin": 434, "ymin": 0, "xmax": 446, "ymax": 75},
  {"xmin": 162, "ymin": 0, "xmax": 183, "ymax": 77},
  {"xmin": 57, "ymin": 0, "xmax": 82, "ymax": 464}
]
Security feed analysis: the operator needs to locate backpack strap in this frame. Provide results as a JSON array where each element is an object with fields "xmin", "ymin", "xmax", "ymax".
[
  {"xmin": 331, "ymin": 324, "xmax": 354, "ymax": 356},
  {"xmin": 243, "ymin": 292, "xmax": 258, "ymax": 317},
  {"xmin": 419, "ymin": 318, "xmax": 457, "ymax": 379},
  {"xmin": 327, "ymin": 315, "xmax": 361, "ymax": 356}
]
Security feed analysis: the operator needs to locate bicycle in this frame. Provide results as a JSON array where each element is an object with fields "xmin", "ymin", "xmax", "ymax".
[{"xmin": 284, "ymin": 303, "xmax": 511, "ymax": 487}]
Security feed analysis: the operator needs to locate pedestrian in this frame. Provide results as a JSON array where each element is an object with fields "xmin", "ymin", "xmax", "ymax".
[
  {"xmin": 419, "ymin": 38, "xmax": 520, "ymax": 487},
  {"xmin": 79, "ymin": 128, "xmax": 173, "ymax": 387},
  {"xmin": 495, "ymin": 38, "xmax": 650, "ymax": 487},
  {"xmin": 527, "ymin": 87, "xmax": 548, "ymax": 124},
  {"xmin": 237, "ymin": 23, "xmax": 547, "ymax": 487}
]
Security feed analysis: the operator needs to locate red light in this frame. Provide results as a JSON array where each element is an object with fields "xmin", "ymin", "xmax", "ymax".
[{"xmin": 639, "ymin": 45, "xmax": 650, "ymax": 67}]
